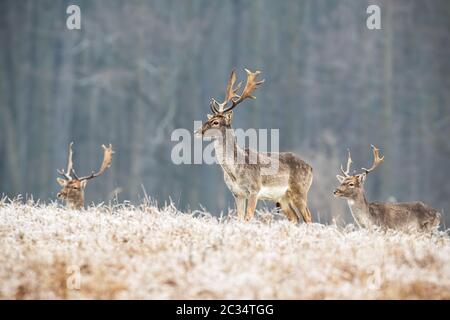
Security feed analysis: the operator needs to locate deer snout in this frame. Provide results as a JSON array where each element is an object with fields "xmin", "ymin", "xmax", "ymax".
[
  {"xmin": 333, "ymin": 189, "xmax": 343, "ymax": 197},
  {"xmin": 57, "ymin": 191, "xmax": 67, "ymax": 199}
]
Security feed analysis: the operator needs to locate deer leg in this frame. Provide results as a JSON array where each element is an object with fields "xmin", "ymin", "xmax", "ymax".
[
  {"xmin": 291, "ymin": 197, "xmax": 312, "ymax": 223},
  {"xmin": 234, "ymin": 195, "xmax": 246, "ymax": 220},
  {"xmin": 303, "ymin": 206, "xmax": 312, "ymax": 223},
  {"xmin": 279, "ymin": 199, "xmax": 299, "ymax": 224},
  {"xmin": 245, "ymin": 194, "xmax": 258, "ymax": 221}
]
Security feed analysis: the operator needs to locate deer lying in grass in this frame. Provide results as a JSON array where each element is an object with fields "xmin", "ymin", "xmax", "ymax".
[
  {"xmin": 57, "ymin": 142, "xmax": 114, "ymax": 209},
  {"xmin": 334, "ymin": 145, "xmax": 440, "ymax": 232},
  {"xmin": 195, "ymin": 69, "xmax": 313, "ymax": 223}
]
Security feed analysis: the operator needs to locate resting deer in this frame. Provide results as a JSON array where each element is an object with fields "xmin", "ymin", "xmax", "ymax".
[
  {"xmin": 56, "ymin": 142, "xmax": 114, "ymax": 209},
  {"xmin": 195, "ymin": 68, "xmax": 313, "ymax": 223},
  {"xmin": 334, "ymin": 145, "xmax": 440, "ymax": 232}
]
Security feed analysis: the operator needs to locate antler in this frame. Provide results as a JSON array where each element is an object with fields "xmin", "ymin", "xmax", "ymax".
[
  {"xmin": 210, "ymin": 98, "xmax": 220, "ymax": 114},
  {"xmin": 225, "ymin": 69, "xmax": 242, "ymax": 103},
  {"xmin": 222, "ymin": 69, "xmax": 264, "ymax": 113},
  {"xmin": 362, "ymin": 145, "xmax": 384, "ymax": 174},
  {"xmin": 210, "ymin": 68, "xmax": 264, "ymax": 114},
  {"xmin": 79, "ymin": 144, "xmax": 114, "ymax": 181},
  {"xmin": 57, "ymin": 142, "xmax": 75, "ymax": 180},
  {"xmin": 340, "ymin": 148, "xmax": 353, "ymax": 177}
]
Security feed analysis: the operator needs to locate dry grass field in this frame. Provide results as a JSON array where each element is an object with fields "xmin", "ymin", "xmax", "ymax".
[{"xmin": 0, "ymin": 199, "xmax": 449, "ymax": 299}]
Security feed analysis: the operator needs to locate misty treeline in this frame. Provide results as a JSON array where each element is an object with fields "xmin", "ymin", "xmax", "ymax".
[{"xmin": 0, "ymin": 0, "xmax": 449, "ymax": 225}]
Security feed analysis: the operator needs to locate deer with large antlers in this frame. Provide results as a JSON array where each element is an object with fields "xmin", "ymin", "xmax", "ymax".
[
  {"xmin": 195, "ymin": 69, "xmax": 313, "ymax": 223},
  {"xmin": 334, "ymin": 145, "xmax": 440, "ymax": 232},
  {"xmin": 56, "ymin": 142, "xmax": 114, "ymax": 209}
]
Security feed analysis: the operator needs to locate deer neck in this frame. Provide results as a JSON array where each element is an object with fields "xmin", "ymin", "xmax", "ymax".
[
  {"xmin": 67, "ymin": 194, "xmax": 84, "ymax": 210},
  {"xmin": 213, "ymin": 128, "xmax": 244, "ymax": 173},
  {"xmin": 347, "ymin": 193, "xmax": 372, "ymax": 228}
]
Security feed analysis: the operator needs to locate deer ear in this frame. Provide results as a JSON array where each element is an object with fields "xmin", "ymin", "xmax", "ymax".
[
  {"xmin": 336, "ymin": 175, "xmax": 345, "ymax": 183},
  {"xmin": 56, "ymin": 178, "xmax": 67, "ymax": 186},
  {"xmin": 80, "ymin": 180, "xmax": 88, "ymax": 189},
  {"xmin": 224, "ymin": 111, "xmax": 233, "ymax": 124},
  {"xmin": 207, "ymin": 114, "xmax": 213, "ymax": 120},
  {"xmin": 358, "ymin": 174, "xmax": 367, "ymax": 184}
]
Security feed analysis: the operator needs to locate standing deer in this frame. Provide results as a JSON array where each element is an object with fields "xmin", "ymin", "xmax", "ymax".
[
  {"xmin": 333, "ymin": 145, "xmax": 440, "ymax": 231},
  {"xmin": 195, "ymin": 68, "xmax": 313, "ymax": 223},
  {"xmin": 56, "ymin": 142, "xmax": 114, "ymax": 209}
]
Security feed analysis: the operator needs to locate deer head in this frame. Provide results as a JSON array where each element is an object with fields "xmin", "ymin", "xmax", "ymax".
[
  {"xmin": 195, "ymin": 68, "xmax": 264, "ymax": 139},
  {"xmin": 333, "ymin": 145, "xmax": 384, "ymax": 199},
  {"xmin": 56, "ymin": 142, "xmax": 114, "ymax": 209}
]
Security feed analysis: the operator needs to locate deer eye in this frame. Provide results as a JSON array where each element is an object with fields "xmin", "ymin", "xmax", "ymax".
[{"xmin": 348, "ymin": 183, "xmax": 355, "ymax": 187}]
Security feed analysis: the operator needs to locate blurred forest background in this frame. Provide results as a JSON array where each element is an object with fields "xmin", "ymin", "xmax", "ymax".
[{"xmin": 0, "ymin": 0, "xmax": 449, "ymax": 225}]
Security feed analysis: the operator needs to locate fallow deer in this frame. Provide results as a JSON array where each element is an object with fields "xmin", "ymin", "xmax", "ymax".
[
  {"xmin": 334, "ymin": 145, "xmax": 440, "ymax": 232},
  {"xmin": 57, "ymin": 142, "xmax": 114, "ymax": 209},
  {"xmin": 195, "ymin": 69, "xmax": 313, "ymax": 223}
]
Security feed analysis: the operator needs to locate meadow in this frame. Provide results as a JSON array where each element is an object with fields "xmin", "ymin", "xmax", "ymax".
[{"xmin": 0, "ymin": 198, "xmax": 449, "ymax": 299}]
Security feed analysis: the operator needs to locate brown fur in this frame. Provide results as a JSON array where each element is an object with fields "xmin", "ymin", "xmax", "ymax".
[
  {"xmin": 57, "ymin": 143, "xmax": 113, "ymax": 210},
  {"xmin": 196, "ymin": 113, "xmax": 313, "ymax": 223},
  {"xmin": 334, "ymin": 148, "xmax": 440, "ymax": 232},
  {"xmin": 57, "ymin": 179, "xmax": 87, "ymax": 210}
]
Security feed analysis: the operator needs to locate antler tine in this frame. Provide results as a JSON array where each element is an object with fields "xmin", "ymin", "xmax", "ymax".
[
  {"xmin": 362, "ymin": 145, "xmax": 384, "ymax": 174},
  {"xmin": 57, "ymin": 169, "xmax": 71, "ymax": 180},
  {"xmin": 70, "ymin": 169, "xmax": 79, "ymax": 180},
  {"xmin": 340, "ymin": 148, "xmax": 353, "ymax": 177},
  {"xmin": 57, "ymin": 142, "xmax": 75, "ymax": 180},
  {"xmin": 209, "ymin": 98, "xmax": 220, "ymax": 114},
  {"xmin": 79, "ymin": 144, "xmax": 114, "ymax": 181},
  {"xmin": 67, "ymin": 142, "xmax": 74, "ymax": 174},
  {"xmin": 221, "ymin": 68, "xmax": 264, "ymax": 114},
  {"xmin": 209, "ymin": 69, "xmax": 243, "ymax": 113},
  {"xmin": 224, "ymin": 69, "xmax": 242, "ymax": 105}
]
